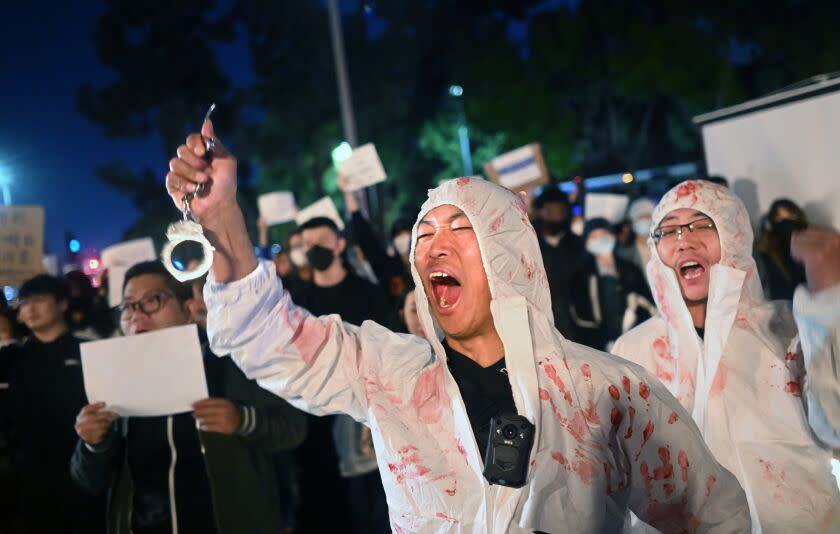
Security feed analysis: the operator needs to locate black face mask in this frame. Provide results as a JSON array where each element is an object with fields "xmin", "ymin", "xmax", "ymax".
[
  {"xmin": 542, "ymin": 220, "xmax": 569, "ymax": 236},
  {"xmin": 306, "ymin": 245, "xmax": 335, "ymax": 271}
]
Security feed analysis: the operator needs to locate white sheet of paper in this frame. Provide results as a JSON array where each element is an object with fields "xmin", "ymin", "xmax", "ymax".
[
  {"xmin": 585, "ymin": 193, "xmax": 630, "ymax": 224},
  {"xmin": 80, "ymin": 324, "xmax": 208, "ymax": 416},
  {"xmin": 258, "ymin": 191, "xmax": 298, "ymax": 226},
  {"xmin": 490, "ymin": 145, "xmax": 543, "ymax": 190},
  {"xmin": 101, "ymin": 238, "xmax": 157, "ymax": 307},
  {"xmin": 294, "ymin": 196, "xmax": 346, "ymax": 230},
  {"xmin": 337, "ymin": 143, "xmax": 387, "ymax": 192}
]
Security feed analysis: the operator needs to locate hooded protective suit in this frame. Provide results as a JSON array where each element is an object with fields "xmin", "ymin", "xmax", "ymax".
[
  {"xmin": 613, "ymin": 180, "xmax": 840, "ymax": 533},
  {"xmin": 205, "ymin": 178, "xmax": 749, "ymax": 533}
]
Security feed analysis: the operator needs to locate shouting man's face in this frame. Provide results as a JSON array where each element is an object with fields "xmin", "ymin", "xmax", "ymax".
[
  {"xmin": 654, "ymin": 208, "xmax": 722, "ymax": 305},
  {"xmin": 414, "ymin": 205, "xmax": 494, "ymax": 341}
]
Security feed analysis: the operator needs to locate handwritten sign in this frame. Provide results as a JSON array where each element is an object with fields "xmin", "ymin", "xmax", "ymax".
[
  {"xmin": 484, "ymin": 143, "xmax": 549, "ymax": 194},
  {"xmin": 337, "ymin": 143, "xmax": 387, "ymax": 192},
  {"xmin": 258, "ymin": 191, "xmax": 298, "ymax": 226},
  {"xmin": 0, "ymin": 206, "xmax": 44, "ymax": 287},
  {"xmin": 295, "ymin": 196, "xmax": 345, "ymax": 230}
]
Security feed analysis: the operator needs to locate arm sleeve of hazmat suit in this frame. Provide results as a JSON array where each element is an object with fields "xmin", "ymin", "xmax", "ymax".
[
  {"xmin": 609, "ymin": 365, "xmax": 752, "ymax": 533},
  {"xmin": 793, "ymin": 283, "xmax": 840, "ymax": 449},
  {"xmin": 204, "ymin": 260, "xmax": 410, "ymax": 423}
]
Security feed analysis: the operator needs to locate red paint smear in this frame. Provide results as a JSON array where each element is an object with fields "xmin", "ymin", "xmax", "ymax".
[
  {"xmin": 784, "ymin": 381, "xmax": 801, "ymax": 397},
  {"xmin": 435, "ymin": 512, "xmax": 459, "ymax": 524},
  {"xmin": 608, "ymin": 385, "xmax": 621, "ymax": 400},
  {"xmin": 622, "ymin": 375, "xmax": 632, "ymax": 395},
  {"xmin": 668, "ymin": 412, "xmax": 679, "ymax": 424},
  {"xmin": 759, "ymin": 459, "xmax": 775, "ymax": 481},
  {"xmin": 642, "ymin": 421, "xmax": 655, "ymax": 446},
  {"xmin": 663, "ymin": 483, "xmax": 675, "ymax": 497},
  {"xmin": 411, "ymin": 365, "xmax": 450, "ymax": 424},
  {"xmin": 398, "ymin": 445, "xmax": 419, "ymax": 454},
  {"xmin": 521, "ymin": 254, "xmax": 534, "ymax": 281},
  {"xmin": 488, "ymin": 214, "xmax": 503, "ymax": 233},
  {"xmin": 455, "ymin": 439, "xmax": 467, "ymax": 458},
  {"xmin": 538, "ymin": 387, "xmax": 550, "ymax": 400},
  {"xmin": 624, "ymin": 406, "xmax": 636, "ymax": 439},
  {"xmin": 639, "ymin": 381, "xmax": 651, "ymax": 400},
  {"xmin": 568, "ymin": 411, "xmax": 589, "ymax": 442},
  {"xmin": 388, "ymin": 447, "xmax": 431, "ymax": 483},
  {"xmin": 456, "ymin": 177, "xmax": 470, "ymax": 186},
  {"xmin": 646, "ymin": 500, "xmax": 700, "ymax": 534},
  {"xmin": 581, "ymin": 363, "xmax": 592, "ymax": 380},
  {"xmin": 640, "ymin": 461, "xmax": 654, "ymax": 497},
  {"xmin": 573, "ymin": 457, "xmax": 598, "ymax": 484},
  {"xmin": 445, "ymin": 480, "xmax": 457, "ymax": 496},
  {"xmin": 678, "ymin": 451, "xmax": 689, "ymax": 483},
  {"xmin": 544, "ymin": 364, "xmax": 573, "ymax": 405},
  {"xmin": 610, "ymin": 407, "xmax": 624, "ymax": 427},
  {"xmin": 709, "ymin": 362, "xmax": 728, "ymax": 398},
  {"xmin": 582, "ymin": 401, "xmax": 601, "ymax": 424},
  {"xmin": 653, "ymin": 447, "xmax": 673, "ymax": 480},
  {"xmin": 288, "ymin": 313, "xmax": 331, "ymax": 365},
  {"xmin": 705, "ymin": 475, "xmax": 716, "ymax": 498},
  {"xmin": 785, "ymin": 352, "xmax": 799, "ymax": 361},
  {"xmin": 551, "ymin": 451, "xmax": 569, "ymax": 466}
]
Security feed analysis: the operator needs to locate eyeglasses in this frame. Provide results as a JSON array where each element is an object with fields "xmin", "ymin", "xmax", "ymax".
[
  {"xmin": 118, "ymin": 292, "xmax": 174, "ymax": 317},
  {"xmin": 652, "ymin": 217, "xmax": 716, "ymax": 244}
]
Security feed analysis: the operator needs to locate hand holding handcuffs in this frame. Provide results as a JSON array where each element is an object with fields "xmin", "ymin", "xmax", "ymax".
[{"xmin": 162, "ymin": 104, "xmax": 217, "ymax": 282}]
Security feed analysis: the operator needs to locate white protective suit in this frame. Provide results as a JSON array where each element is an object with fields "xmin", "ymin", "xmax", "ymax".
[
  {"xmin": 206, "ymin": 178, "xmax": 750, "ymax": 533},
  {"xmin": 613, "ymin": 180, "xmax": 840, "ymax": 533}
]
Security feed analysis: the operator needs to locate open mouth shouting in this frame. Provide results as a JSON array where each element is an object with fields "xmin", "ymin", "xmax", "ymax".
[
  {"xmin": 428, "ymin": 269, "xmax": 462, "ymax": 313},
  {"xmin": 679, "ymin": 259, "xmax": 706, "ymax": 281}
]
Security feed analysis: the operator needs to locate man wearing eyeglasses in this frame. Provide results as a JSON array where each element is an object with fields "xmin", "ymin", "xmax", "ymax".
[
  {"xmin": 71, "ymin": 261, "xmax": 307, "ymax": 534},
  {"xmin": 613, "ymin": 180, "xmax": 840, "ymax": 532}
]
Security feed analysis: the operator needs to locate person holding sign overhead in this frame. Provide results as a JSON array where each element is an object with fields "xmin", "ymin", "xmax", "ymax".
[
  {"xmin": 70, "ymin": 261, "xmax": 307, "ymax": 534},
  {"xmin": 164, "ymin": 121, "xmax": 750, "ymax": 533}
]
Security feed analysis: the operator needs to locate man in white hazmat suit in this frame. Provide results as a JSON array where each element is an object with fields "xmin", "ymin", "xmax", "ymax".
[
  {"xmin": 164, "ymin": 121, "xmax": 750, "ymax": 532},
  {"xmin": 612, "ymin": 179, "xmax": 840, "ymax": 533}
]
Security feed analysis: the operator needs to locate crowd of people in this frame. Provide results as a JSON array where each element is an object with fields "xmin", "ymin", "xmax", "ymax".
[{"xmin": 0, "ymin": 119, "xmax": 837, "ymax": 533}]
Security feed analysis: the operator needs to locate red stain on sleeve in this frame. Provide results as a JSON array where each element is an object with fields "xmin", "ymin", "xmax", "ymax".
[
  {"xmin": 572, "ymin": 456, "xmax": 598, "ymax": 484},
  {"xmin": 581, "ymin": 363, "xmax": 592, "ymax": 381},
  {"xmin": 784, "ymin": 381, "xmax": 801, "ymax": 397},
  {"xmin": 435, "ymin": 512, "xmax": 459, "ymax": 524},
  {"xmin": 608, "ymin": 385, "xmax": 621, "ymax": 400},
  {"xmin": 709, "ymin": 362, "xmax": 728, "ymax": 398},
  {"xmin": 639, "ymin": 382, "xmax": 651, "ymax": 400},
  {"xmin": 642, "ymin": 421, "xmax": 655, "ymax": 446},
  {"xmin": 653, "ymin": 447, "xmax": 673, "ymax": 480},
  {"xmin": 582, "ymin": 401, "xmax": 601, "ymax": 424},
  {"xmin": 705, "ymin": 475, "xmax": 716, "ymax": 498},
  {"xmin": 551, "ymin": 451, "xmax": 569, "ymax": 466},
  {"xmin": 668, "ymin": 412, "xmax": 679, "ymax": 424},
  {"xmin": 445, "ymin": 480, "xmax": 457, "ymax": 496},
  {"xmin": 624, "ymin": 406, "xmax": 636, "ymax": 439},
  {"xmin": 622, "ymin": 375, "xmax": 632, "ymax": 395},
  {"xmin": 663, "ymin": 483, "xmax": 675, "ymax": 497},
  {"xmin": 785, "ymin": 352, "xmax": 799, "ymax": 361},
  {"xmin": 677, "ymin": 451, "xmax": 689, "ymax": 483},
  {"xmin": 544, "ymin": 364, "xmax": 573, "ymax": 405},
  {"xmin": 610, "ymin": 407, "xmax": 624, "ymax": 427},
  {"xmin": 538, "ymin": 387, "xmax": 550, "ymax": 400}
]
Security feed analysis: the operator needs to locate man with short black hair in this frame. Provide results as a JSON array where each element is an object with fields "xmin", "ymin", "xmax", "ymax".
[{"xmin": 1, "ymin": 274, "xmax": 105, "ymax": 532}]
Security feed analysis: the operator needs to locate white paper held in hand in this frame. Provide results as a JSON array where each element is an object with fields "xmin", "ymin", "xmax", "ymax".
[
  {"xmin": 295, "ymin": 196, "xmax": 346, "ymax": 230},
  {"xmin": 80, "ymin": 324, "xmax": 208, "ymax": 417},
  {"xmin": 337, "ymin": 143, "xmax": 387, "ymax": 192},
  {"xmin": 584, "ymin": 193, "xmax": 630, "ymax": 224},
  {"xmin": 258, "ymin": 191, "xmax": 298, "ymax": 226}
]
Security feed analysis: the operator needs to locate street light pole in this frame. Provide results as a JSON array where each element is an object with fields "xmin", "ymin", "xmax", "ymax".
[{"xmin": 449, "ymin": 85, "xmax": 473, "ymax": 176}]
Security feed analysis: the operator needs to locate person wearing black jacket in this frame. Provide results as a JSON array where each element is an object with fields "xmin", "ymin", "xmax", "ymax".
[
  {"xmin": 532, "ymin": 186, "xmax": 584, "ymax": 338},
  {"xmin": 293, "ymin": 215, "xmax": 392, "ymax": 534},
  {"xmin": 568, "ymin": 218, "xmax": 656, "ymax": 351},
  {"xmin": 70, "ymin": 261, "xmax": 307, "ymax": 534},
  {"xmin": 0, "ymin": 274, "xmax": 105, "ymax": 533}
]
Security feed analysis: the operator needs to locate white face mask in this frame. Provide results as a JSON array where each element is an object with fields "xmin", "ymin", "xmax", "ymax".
[
  {"xmin": 570, "ymin": 219, "xmax": 584, "ymax": 236},
  {"xmin": 586, "ymin": 236, "xmax": 616, "ymax": 257},
  {"xmin": 290, "ymin": 248, "xmax": 308, "ymax": 268},
  {"xmin": 393, "ymin": 233, "xmax": 411, "ymax": 256},
  {"xmin": 632, "ymin": 218, "xmax": 653, "ymax": 237}
]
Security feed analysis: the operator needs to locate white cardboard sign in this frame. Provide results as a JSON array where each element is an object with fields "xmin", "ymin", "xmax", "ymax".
[
  {"xmin": 258, "ymin": 191, "xmax": 298, "ymax": 226},
  {"xmin": 294, "ymin": 196, "xmax": 345, "ymax": 230},
  {"xmin": 101, "ymin": 238, "xmax": 157, "ymax": 307},
  {"xmin": 337, "ymin": 143, "xmax": 387, "ymax": 192},
  {"xmin": 585, "ymin": 193, "xmax": 630, "ymax": 224}
]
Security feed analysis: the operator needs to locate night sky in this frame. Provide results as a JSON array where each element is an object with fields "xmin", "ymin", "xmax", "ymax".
[{"xmin": 0, "ymin": 0, "xmax": 251, "ymax": 260}]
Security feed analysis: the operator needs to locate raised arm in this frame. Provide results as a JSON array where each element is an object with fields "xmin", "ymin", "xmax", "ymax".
[{"xmin": 791, "ymin": 227, "xmax": 840, "ymax": 448}]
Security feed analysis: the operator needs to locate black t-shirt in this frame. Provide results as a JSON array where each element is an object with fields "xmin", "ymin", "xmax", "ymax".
[
  {"xmin": 443, "ymin": 341, "xmax": 516, "ymax": 460},
  {"xmin": 295, "ymin": 271, "xmax": 392, "ymax": 327}
]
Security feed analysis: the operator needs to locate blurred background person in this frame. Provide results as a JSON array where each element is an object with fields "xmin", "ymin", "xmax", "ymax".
[
  {"xmin": 532, "ymin": 185, "xmax": 584, "ymax": 338},
  {"xmin": 755, "ymin": 198, "xmax": 808, "ymax": 300},
  {"xmin": 64, "ymin": 269, "xmax": 117, "ymax": 340},
  {"xmin": 617, "ymin": 197, "xmax": 656, "ymax": 272},
  {"xmin": 569, "ymin": 218, "xmax": 655, "ymax": 351}
]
